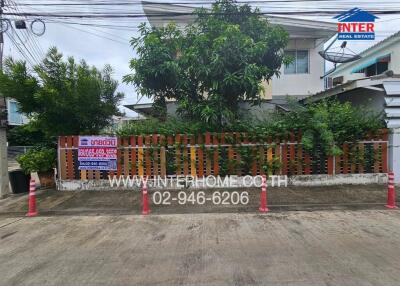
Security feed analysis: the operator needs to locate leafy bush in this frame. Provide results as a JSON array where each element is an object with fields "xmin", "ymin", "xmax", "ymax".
[
  {"xmin": 17, "ymin": 147, "xmax": 57, "ymax": 174},
  {"xmin": 117, "ymin": 99, "xmax": 385, "ymax": 156},
  {"xmin": 0, "ymin": 47, "xmax": 123, "ymax": 137},
  {"xmin": 270, "ymin": 100, "xmax": 385, "ymax": 156},
  {"xmin": 7, "ymin": 123, "xmax": 54, "ymax": 147}
]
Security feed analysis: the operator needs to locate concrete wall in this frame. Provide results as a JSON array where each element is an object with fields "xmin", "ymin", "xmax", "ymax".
[
  {"xmin": 271, "ymin": 38, "xmax": 326, "ymax": 98},
  {"xmin": 389, "ymin": 128, "xmax": 400, "ymax": 183},
  {"xmin": 336, "ymin": 88, "xmax": 386, "ymax": 114},
  {"xmin": 57, "ymin": 174, "xmax": 388, "ymax": 191},
  {"xmin": 166, "ymin": 101, "xmax": 279, "ymax": 119}
]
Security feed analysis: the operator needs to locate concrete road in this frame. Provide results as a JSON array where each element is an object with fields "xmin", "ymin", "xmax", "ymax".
[{"xmin": 1, "ymin": 210, "xmax": 400, "ymax": 286}]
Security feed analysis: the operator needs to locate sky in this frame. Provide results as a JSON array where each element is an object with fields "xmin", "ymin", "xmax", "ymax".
[{"xmin": 3, "ymin": 0, "xmax": 400, "ymax": 117}]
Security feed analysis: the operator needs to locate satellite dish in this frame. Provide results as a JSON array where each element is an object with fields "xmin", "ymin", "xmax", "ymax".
[
  {"xmin": 319, "ymin": 37, "xmax": 362, "ymax": 78},
  {"xmin": 319, "ymin": 41, "xmax": 361, "ymax": 64}
]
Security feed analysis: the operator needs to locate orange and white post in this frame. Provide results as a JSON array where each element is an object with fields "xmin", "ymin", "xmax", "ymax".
[
  {"xmin": 259, "ymin": 175, "xmax": 269, "ymax": 213},
  {"xmin": 26, "ymin": 179, "xmax": 38, "ymax": 217},
  {"xmin": 386, "ymin": 171, "xmax": 398, "ymax": 209},
  {"xmin": 142, "ymin": 177, "xmax": 150, "ymax": 215}
]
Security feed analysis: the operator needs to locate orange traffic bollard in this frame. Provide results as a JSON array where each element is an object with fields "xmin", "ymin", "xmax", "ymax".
[
  {"xmin": 142, "ymin": 178, "xmax": 150, "ymax": 215},
  {"xmin": 259, "ymin": 175, "xmax": 269, "ymax": 213},
  {"xmin": 26, "ymin": 179, "xmax": 38, "ymax": 217},
  {"xmin": 386, "ymin": 171, "xmax": 398, "ymax": 209}
]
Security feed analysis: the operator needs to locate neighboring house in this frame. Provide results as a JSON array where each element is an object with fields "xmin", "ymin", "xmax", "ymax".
[
  {"xmin": 6, "ymin": 98, "xmax": 28, "ymax": 126},
  {"xmin": 303, "ymin": 32, "xmax": 400, "ymax": 185},
  {"xmin": 326, "ymin": 31, "xmax": 400, "ymax": 87},
  {"xmin": 304, "ymin": 72, "xmax": 400, "ymax": 183},
  {"xmin": 104, "ymin": 115, "xmax": 146, "ymax": 133},
  {"xmin": 305, "ymin": 32, "xmax": 400, "ymax": 128},
  {"xmin": 125, "ymin": 1, "xmax": 337, "ymax": 117}
]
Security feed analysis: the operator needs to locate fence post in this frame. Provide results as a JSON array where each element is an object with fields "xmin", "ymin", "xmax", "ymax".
[
  {"xmin": 190, "ymin": 135, "xmax": 197, "ymax": 177},
  {"xmin": 327, "ymin": 156, "xmax": 334, "ymax": 175},
  {"xmin": 212, "ymin": 133, "xmax": 219, "ymax": 176}
]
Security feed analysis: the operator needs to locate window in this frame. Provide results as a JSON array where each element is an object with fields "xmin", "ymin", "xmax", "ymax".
[
  {"xmin": 365, "ymin": 61, "xmax": 389, "ymax": 77},
  {"xmin": 352, "ymin": 55, "xmax": 391, "ymax": 76},
  {"xmin": 8, "ymin": 100, "xmax": 24, "ymax": 125},
  {"xmin": 284, "ymin": 50, "xmax": 309, "ymax": 74}
]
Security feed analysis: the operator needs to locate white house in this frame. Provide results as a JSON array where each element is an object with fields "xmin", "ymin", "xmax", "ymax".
[
  {"xmin": 304, "ymin": 31, "xmax": 400, "ymax": 183},
  {"xmin": 326, "ymin": 31, "xmax": 400, "ymax": 87},
  {"xmin": 125, "ymin": 1, "xmax": 337, "ymax": 117}
]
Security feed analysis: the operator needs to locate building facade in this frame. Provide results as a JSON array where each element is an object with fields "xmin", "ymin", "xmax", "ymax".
[
  {"xmin": 6, "ymin": 98, "xmax": 28, "ymax": 126},
  {"xmin": 327, "ymin": 31, "xmax": 400, "ymax": 87},
  {"xmin": 126, "ymin": 2, "xmax": 337, "ymax": 117}
]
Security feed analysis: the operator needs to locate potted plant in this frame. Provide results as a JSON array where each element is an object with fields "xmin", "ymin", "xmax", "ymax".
[{"xmin": 17, "ymin": 147, "xmax": 57, "ymax": 188}]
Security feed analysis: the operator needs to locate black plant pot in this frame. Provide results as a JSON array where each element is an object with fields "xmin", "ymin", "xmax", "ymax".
[{"xmin": 9, "ymin": 169, "xmax": 30, "ymax": 194}]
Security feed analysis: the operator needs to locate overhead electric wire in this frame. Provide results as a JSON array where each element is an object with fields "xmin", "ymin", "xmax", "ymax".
[
  {"xmin": 5, "ymin": 30, "xmax": 35, "ymax": 68},
  {"xmin": 10, "ymin": 2, "xmax": 133, "ymax": 46},
  {"xmin": 4, "ymin": 1, "xmax": 43, "ymax": 66},
  {"xmin": 44, "ymin": 19, "xmax": 140, "ymax": 31},
  {"xmin": 8, "ymin": 26, "xmax": 41, "ymax": 65},
  {"xmin": 6, "ymin": 0, "xmax": 400, "ymax": 48},
  {"xmin": 6, "ymin": 0, "xmax": 46, "ymax": 61},
  {"xmin": 5, "ymin": 10, "xmax": 400, "ymax": 19},
  {"xmin": 55, "ymin": 22, "xmax": 129, "ymax": 45},
  {"xmin": 10, "ymin": 0, "xmax": 400, "ymax": 5},
  {"xmin": 5, "ymin": 0, "xmax": 44, "ymax": 57}
]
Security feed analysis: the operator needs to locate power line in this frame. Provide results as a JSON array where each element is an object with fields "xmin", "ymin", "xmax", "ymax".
[
  {"xmin": 9, "ymin": 1, "xmax": 132, "ymax": 48},
  {"xmin": 5, "ymin": 10, "xmax": 400, "ymax": 19},
  {"xmin": 9, "ymin": 0, "xmax": 400, "ymax": 5},
  {"xmin": 7, "ymin": 27, "xmax": 41, "ymax": 65},
  {"xmin": 55, "ymin": 22, "xmax": 129, "ymax": 45},
  {"xmin": 5, "ymin": 0, "xmax": 46, "ymax": 60},
  {"xmin": 45, "ymin": 20, "xmax": 139, "ymax": 31},
  {"xmin": 5, "ymin": 30, "xmax": 35, "ymax": 67}
]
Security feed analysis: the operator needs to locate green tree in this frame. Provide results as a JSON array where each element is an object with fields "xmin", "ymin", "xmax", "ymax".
[
  {"xmin": 0, "ymin": 47, "xmax": 124, "ymax": 136},
  {"xmin": 125, "ymin": 0, "xmax": 289, "ymax": 127}
]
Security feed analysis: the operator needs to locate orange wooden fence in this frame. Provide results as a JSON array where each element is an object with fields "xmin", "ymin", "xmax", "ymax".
[{"xmin": 58, "ymin": 131, "xmax": 388, "ymax": 180}]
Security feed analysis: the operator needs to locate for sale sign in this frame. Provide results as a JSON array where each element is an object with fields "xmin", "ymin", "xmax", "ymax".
[
  {"xmin": 78, "ymin": 136, "xmax": 118, "ymax": 170},
  {"xmin": 78, "ymin": 148, "xmax": 117, "ymax": 160}
]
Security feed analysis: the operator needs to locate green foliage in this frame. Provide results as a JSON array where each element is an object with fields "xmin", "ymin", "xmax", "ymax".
[
  {"xmin": 125, "ymin": 0, "xmax": 289, "ymax": 127},
  {"xmin": 117, "ymin": 99, "xmax": 385, "ymax": 157},
  {"xmin": 7, "ymin": 123, "xmax": 53, "ymax": 147},
  {"xmin": 117, "ymin": 117, "xmax": 213, "ymax": 135},
  {"xmin": 0, "ymin": 47, "xmax": 124, "ymax": 137},
  {"xmin": 269, "ymin": 99, "xmax": 385, "ymax": 156},
  {"xmin": 262, "ymin": 156, "xmax": 281, "ymax": 176},
  {"xmin": 17, "ymin": 147, "xmax": 57, "ymax": 174}
]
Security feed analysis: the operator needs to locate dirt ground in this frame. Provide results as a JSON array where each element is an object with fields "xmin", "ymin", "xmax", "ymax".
[
  {"xmin": 1, "ymin": 210, "xmax": 400, "ymax": 286},
  {"xmin": 0, "ymin": 184, "xmax": 391, "ymax": 216}
]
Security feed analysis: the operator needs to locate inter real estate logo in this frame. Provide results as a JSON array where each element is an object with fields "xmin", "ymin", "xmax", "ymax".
[{"xmin": 335, "ymin": 8, "xmax": 378, "ymax": 40}]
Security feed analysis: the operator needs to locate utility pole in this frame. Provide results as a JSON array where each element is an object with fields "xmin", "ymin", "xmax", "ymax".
[{"xmin": 0, "ymin": 0, "xmax": 10, "ymax": 199}]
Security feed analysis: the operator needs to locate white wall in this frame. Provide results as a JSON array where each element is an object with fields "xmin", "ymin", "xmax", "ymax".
[
  {"xmin": 336, "ymin": 88, "xmax": 385, "ymax": 113},
  {"xmin": 270, "ymin": 38, "xmax": 325, "ymax": 98},
  {"xmin": 389, "ymin": 128, "xmax": 400, "ymax": 184}
]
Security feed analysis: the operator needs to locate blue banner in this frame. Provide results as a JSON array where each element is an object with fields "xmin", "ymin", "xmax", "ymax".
[
  {"xmin": 78, "ymin": 159, "xmax": 117, "ymax": 171},
  {"xmin": 338, "ymin": 33, "xmax": 375, "ymax": 40}
]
